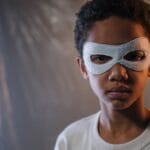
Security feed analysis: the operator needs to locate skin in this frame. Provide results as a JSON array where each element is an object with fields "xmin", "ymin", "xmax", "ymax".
[{"xmin": 76, "ymin": 16, "xmax": 150, "ymax": 144}]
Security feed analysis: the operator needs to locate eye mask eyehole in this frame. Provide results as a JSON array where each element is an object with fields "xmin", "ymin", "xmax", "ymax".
[
  {"xmin": 124, "ymin": 50, "xmax": 146, "ymax": 62},
  {"xmin": 90, "ymin": 55, "xmax": 112, "ymax": 64}
]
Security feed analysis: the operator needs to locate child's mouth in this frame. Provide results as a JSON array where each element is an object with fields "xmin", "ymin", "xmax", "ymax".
[{"xmin": 106, "ymin": 86, "xmax": 132, "ymax": 99}]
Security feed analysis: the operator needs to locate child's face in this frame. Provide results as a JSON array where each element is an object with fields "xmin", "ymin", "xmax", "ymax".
[{"xmin": 77, "ymin": 16, "xmax": 150, "ymax": 110}]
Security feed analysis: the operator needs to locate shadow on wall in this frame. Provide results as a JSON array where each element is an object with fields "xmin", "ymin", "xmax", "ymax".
[{"xmin": 0, "ymin": 0, "xmax": 150, "ymax": 150}]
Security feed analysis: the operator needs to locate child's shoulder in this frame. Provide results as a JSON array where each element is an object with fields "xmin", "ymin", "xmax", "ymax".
[{"xmin": 59, "ymin": 111, "xmax": 100, "ymax": 139}]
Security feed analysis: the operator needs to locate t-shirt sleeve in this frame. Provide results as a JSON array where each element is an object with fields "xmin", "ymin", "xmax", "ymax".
[{"xmin": 54, "ymin": 134, "xmax": 67, "ymax": 150}]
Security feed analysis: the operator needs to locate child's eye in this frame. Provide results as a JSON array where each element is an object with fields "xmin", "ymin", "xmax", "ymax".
[
  {"xmin": 124, "ymin": 50, "xmax": 146, "ymax": 61},
  {"xmin": 90, "ymin": 55, "xmax": 112, "ymax": 64}
]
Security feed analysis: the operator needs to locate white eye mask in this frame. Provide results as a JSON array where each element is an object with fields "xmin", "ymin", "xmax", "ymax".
[{"xmin": 83, "ymin": 37, "xmax": 150, "ymax": 75}]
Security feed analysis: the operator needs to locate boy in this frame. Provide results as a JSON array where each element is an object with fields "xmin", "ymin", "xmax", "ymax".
[{"xmin": 54, "ymin": 0, "xmax": 150, "ymax": 149}]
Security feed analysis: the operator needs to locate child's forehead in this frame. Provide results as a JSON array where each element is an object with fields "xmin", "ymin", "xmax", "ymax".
[{"xmin": 86, "ymin": 16, "xmax": 146, "ymax": 45}]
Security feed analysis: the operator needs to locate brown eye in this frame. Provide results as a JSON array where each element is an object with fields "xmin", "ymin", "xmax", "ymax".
[
  {"xmin": 124, "ymin": 50, "xmax": 146, "ymax": 62},
  {"xmin": 90, "ymin": 55, "xmax": 112, "ymax": 64}
]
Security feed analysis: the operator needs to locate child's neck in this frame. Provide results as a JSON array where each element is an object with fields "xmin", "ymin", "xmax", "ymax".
[{"xmin": 99, "ymin": 103, "xmax": 150, "ymax": 144}]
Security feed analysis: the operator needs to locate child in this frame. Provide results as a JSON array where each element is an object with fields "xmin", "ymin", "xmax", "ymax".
[{"xmin": 54, "ymin": 0, "xmax": 150, "ymax": 149}]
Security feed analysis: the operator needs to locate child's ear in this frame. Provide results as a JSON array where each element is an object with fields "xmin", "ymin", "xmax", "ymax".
[{"xmin": 76, "ymin": 56, "xmax": 88, "ymax": 80}]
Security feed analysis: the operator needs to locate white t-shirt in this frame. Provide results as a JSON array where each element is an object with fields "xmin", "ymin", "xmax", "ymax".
[{"xmin": 54, "ymin": 112, "xmax": 150, "ymax": 150}]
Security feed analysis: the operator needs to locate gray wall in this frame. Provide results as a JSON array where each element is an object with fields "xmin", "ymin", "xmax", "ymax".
[{"xmin": 0, "ymin": 0, "xmax": 150, "ymax": 150}]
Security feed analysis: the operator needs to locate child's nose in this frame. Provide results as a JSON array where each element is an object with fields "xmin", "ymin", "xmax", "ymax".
[{"xmin": 108, "ymin": 64, "xmax": 128, "ymax": 82}]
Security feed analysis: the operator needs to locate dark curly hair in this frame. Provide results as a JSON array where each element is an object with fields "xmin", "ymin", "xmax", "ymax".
[{"xmin": 74, "ymin": 0, "xmax": 150, "ymax": 57}]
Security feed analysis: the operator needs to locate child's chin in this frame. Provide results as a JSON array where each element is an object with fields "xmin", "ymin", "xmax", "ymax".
[{"xmin": 110, "ymin": 100, "xmax": 131, "ymax": 110}]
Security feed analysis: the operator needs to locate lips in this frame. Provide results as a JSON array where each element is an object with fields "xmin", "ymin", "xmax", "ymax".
[{"xmin": 106, "ymin": 86, "xmax": 132, "ymax": 99}]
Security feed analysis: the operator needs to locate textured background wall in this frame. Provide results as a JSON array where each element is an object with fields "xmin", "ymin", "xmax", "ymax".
[{"xmin": 0, "ymin": 0, "xmax": 150, "ymax": 150}]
